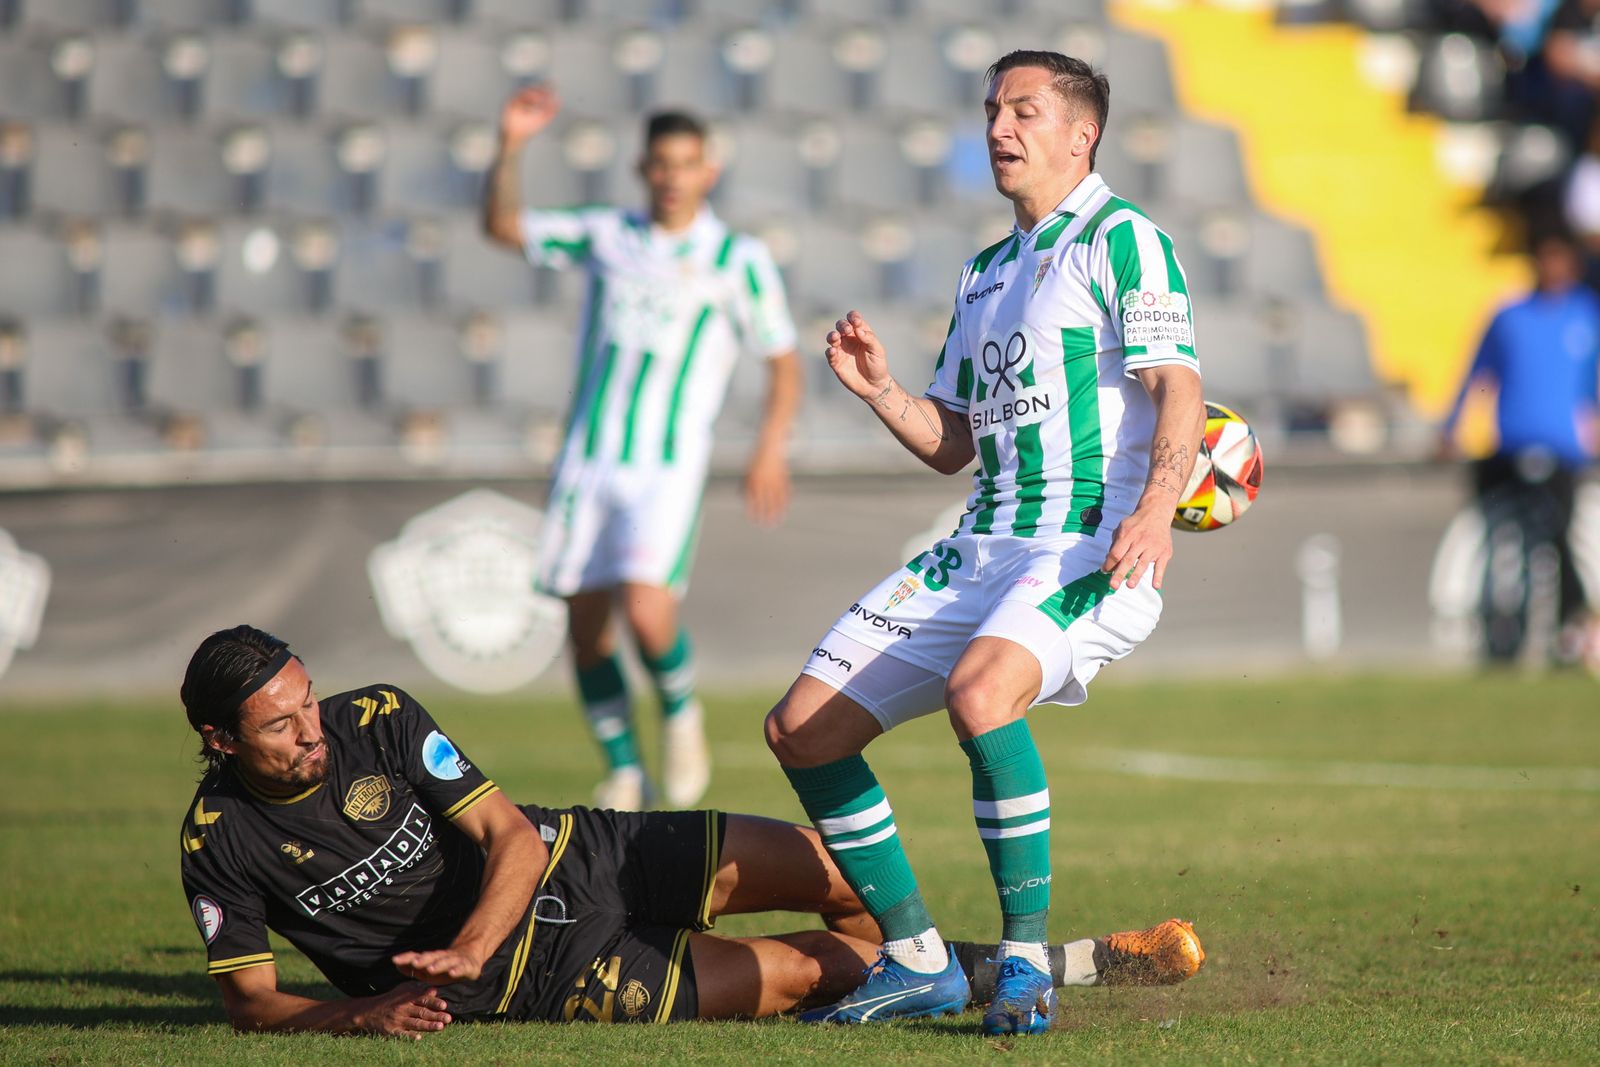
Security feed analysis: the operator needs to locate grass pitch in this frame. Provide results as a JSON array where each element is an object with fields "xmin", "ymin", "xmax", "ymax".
[{"xmin": 2, "ymin": 672, "xmax": 1597, "ymax": 1065}]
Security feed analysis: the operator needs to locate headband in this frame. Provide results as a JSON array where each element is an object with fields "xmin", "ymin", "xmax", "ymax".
[{"xmin": 224, "ymin": 647, "xmax": 294, "ymax": 716}]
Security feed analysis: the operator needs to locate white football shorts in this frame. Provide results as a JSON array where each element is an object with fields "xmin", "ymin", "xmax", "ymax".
[
  {"xmin": 799, "ymin": 532, "xmax": 1163, "ymax": 731},
  {"xmin": 536, "ymin": 458, "xmax": 706, "ymax": 598}
]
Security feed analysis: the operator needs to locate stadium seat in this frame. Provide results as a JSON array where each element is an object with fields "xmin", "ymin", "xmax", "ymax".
[
  {"xmin": 764, "ymin": 30, "xmax": 857, "ymax": 114},
  {"xmin": 380, "ymin": 314, "xmax": 476, "ymax": 408},
  {"xmin": 134, "ymin": 0, "xmax": 249, "ymax": 30},
  {"xmin": 374, "ymin": 122, "xmax": 467, "ymax": 213},
  {"xmin": 1188, "ymin": 301, "xmax": 1273, "ymax": 404},
  {"xmin": 0, "ymin": 38, "xmax": 82, "ymax": 120},
  {"xmin": 85, "ymin": 36, "xmax": 184, "ymax": 125},
  {"xmin": 202, "ymin": 35, "xmax": 291, "ymax": 121},
  {"xmin": 20, "ymin": 319, "xmax": 122, "ymax": 416},
  {"xmin": 544, "ymin": 30, "xmax": 633, "ymax": 115},
  {"xmin": 317, "ymin": 32, "xmax": 414, "ymax": 120},
  {"xmin": 1408, "ymin": 33, "xmax": 1506, "ymax": 123},
  {"xmin": 426, "ymin": 30, "xmax": 515, "ymax": 119},
  {"xmin": 498, "ymin": 308, "xmax": 578, "ymax": 415},
  {"xmin": 652, "ymin": 27, "xmax": 729, "ymax": 115},
  {"xmin": 1239, "ymin": 214, "xmax": 1328, "ymax": 300},
  {"xmin": 215, "ymin": 220, "xmax": 312, "ymax": 316},
  {"xmin": 145, "ymin": 126, "xmax": 239, "ymax": 215},
  {"xmin": 334, "ymin": 215, "xmax": 440, "ymax": 313},
  {"xmin": 257, "ymin": 315, "xmax": 360, "ymax": 411},
  {"xmin": 1281, "ymin": 303, "xmax": 1378, "ymax": 399},
  {"xmin": 99, "ymin": 221, "xmax": 188, "ymax": 315},
  {"xmin": 441, "ymin": 215, "xmax": 548, "ymax": 310},
  {"xmin": 28, "ymin": 124, "xmax": 125, "ymax": 218},
  {"xmin": 0, "ymin": 226, "xmax": 81, "ymax": 316},
  {"xmin": 10, "ymin": 0, "xmax": 132, "ymax": 33},
  {"xmin": 145, "ymin": 319, "xmax": 239, "ymax": 413},
  {"xmin": 250, "ymin": 0, "xmax": 356, "ymax": 29},
  {"xmin": 716, "ymin": 117, "xmax": 818, "ymax": 216}
]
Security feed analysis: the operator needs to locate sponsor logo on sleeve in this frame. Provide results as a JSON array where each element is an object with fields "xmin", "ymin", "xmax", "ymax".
[
  {"xmin": 422, "ymin": 730, "xmax": 467, "ymax": 781},
  {"xmin": 1120, "ymin": 290, "xmax": 1193, "ymax": 348},
  {"xmin": 192, "ymin": 895, "xmax": 223, "ymax": 944}
]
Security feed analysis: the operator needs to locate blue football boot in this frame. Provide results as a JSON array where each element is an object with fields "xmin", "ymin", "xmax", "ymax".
[
  {"xmin": 981, "ymin": 955, "xmax": 1057, "ymax": 1035},
  {"xmin": 799, "ymin": 950, "xmax": 970, "ymax": 1023}
]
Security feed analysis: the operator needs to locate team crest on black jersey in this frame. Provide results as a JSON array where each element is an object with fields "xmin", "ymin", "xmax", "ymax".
[{"xmin": 342, "ymin": 775, "xmax": 393, "ymax": 821}]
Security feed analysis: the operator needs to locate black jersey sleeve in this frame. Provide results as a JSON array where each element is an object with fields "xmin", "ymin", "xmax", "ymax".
[
  {"xmin": 364, "ymin": 686, "xmax": 500, "ymax": 824},
  {"xmin": 178, "ymin": 795, "xmax": 276, "ymax": 978}
]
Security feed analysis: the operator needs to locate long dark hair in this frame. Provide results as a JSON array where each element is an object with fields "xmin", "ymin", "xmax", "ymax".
[{"xmin": 180, "ymin": 625, "xmax": 294, "ymax": 776}]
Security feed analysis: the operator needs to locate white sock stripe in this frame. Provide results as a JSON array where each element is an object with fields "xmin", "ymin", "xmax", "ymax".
[
  {"xmin": 972, "ymin": 788, "xmax": 1051, "ymax": 821},
  {"xmin": 591, "ymin": 718, "xmax": 627, "ymax": 741},
  {"xmin": 976, "ymin": 816, "xmax": 1051, "ymax": 840},
  {"xmin": 827, "ymin": 823, "xmax": 899, "ymax": 850},
  {"xmin": 656, "ymin": 664, "xmax": 696, "ymax": 694},
  {"xmin": 815, "ymin": 798, "xmax": 893, "ymax": 837}
]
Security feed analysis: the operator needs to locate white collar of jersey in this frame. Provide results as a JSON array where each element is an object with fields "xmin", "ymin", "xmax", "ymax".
[
  {"xmin": 632, "ymin": 205, "xmax": 722, "ymax": 248},
  {"xmin": 1016, "ymin": 172, "xmax": 1108, "ymax": 238}
]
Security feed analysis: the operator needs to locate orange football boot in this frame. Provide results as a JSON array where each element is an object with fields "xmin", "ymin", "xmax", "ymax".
[{"xmin": 1099, "ymin": 919, "xmax": 1206, "ymax": 986}]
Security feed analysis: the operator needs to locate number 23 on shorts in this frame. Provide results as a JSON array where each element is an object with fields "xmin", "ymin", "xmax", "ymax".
[{"xmin": 912, "ymin": 542, "xmax": 964, "ymax": 591}]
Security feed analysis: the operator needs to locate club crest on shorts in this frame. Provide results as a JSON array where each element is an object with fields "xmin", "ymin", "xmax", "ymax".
[
  {"xmin": 884, "ymin": 575, "xmax": 921, "ymax": 611},
  {"xmin": 368, "ymin": 489, "xmax": 567, "ymax": 694},
  {"xmin": 620, "ymin": 979, "xmax": 651, "ymax": 1017},
  {"xmin": 342, "ymin": 775, "xmax": 392, "ymax": 822}
]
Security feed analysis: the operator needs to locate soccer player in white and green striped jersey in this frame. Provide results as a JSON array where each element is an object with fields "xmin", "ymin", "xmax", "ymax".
[
  {"xmin": 484, "ymin": 87, "xmax": 801, "ymax": 812},
  {"xmin": 765, "ymin": 52, "xmax": 1206, "ymax": 1033}
]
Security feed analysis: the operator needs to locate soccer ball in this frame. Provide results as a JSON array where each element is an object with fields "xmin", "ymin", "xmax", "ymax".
[{"xmin": 1172, "ymin": 402, "xmax": 1263, "ymax": 532}]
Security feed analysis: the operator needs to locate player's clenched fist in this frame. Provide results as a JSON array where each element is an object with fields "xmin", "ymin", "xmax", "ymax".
[
  {"xmin": 354, "ymin": 983, "xmax": 453, "ymax": 1039},
  {"xmin": 825, "ymin": 310, "xmax": 892, "ymax": 402},
  {"xmin": 500, "ymin": 85, "xmax": 560, "ymax": 145}
]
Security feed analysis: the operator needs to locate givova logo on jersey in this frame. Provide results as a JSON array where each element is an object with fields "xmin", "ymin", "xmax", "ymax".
[
  {"xmin": 1120, "ymin": 290, "xmax": 1193, "ymax": 349},
  {"xmin": 970, "ymin": 323, "xmax": 1060, "ymax": 432}
]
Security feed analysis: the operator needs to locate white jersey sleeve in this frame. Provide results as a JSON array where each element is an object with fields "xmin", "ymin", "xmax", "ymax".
[
  {"xmin": 518, "ymin": 206, "xmax": 607, "ymax": 270},
  {"xmin": 1089, "ymin": 214, "xmax": 1200, "ymax": 377},
  {"xmin": 725, "ymin": 236, "xmax": 798, "ymax": 358},
  {"xmin": 924, "ymin": 268, "xmax": 976, "ymax": 414}
]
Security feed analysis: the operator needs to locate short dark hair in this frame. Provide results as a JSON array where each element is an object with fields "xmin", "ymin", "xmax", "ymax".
[
  {"xmin": 181, "ymin": 624, "xmax": 295, "ymax": 775},
  {"xmin": 986, "ymin": 50, "xmax": 1111, "ymax": 169},
  {"xmin": 644, "ymin": 109, "xmax": 707, "ymax": 148}
]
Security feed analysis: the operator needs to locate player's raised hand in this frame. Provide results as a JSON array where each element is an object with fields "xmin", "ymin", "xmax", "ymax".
[
  {"xmin": 392, "ymin": 947, "xmax": 484, "ymax": 985},
  {"xmin": 825, "ymin": 310, "xmax": 893, "ymax": 402},
  {"xmin": 1102, "ymin": 503, "xmax": 1176, "ymax": 591},
  {"xmin": 354, "ymin": 983, "xmax": 452, "ymax": 1040},
  {"xmin": 499, "ymin": 84, "xmax": 560, "ymax": 145}
]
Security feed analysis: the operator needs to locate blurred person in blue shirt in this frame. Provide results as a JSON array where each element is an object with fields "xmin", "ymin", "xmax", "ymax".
[{"xmin": 1441, "ymin": 227, "xmax": 1600, "ymax": 661}]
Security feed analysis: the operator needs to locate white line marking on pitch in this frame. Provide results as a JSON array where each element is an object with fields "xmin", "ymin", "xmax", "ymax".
[{"xmin": 713, "ymin": 744, "xmax": 1600, "ymax": 792}]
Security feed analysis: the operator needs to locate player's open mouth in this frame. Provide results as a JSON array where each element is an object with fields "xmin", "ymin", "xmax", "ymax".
[{"xmin": 993, "ymin": 152, "xmax": 1021, "ymax": 167}]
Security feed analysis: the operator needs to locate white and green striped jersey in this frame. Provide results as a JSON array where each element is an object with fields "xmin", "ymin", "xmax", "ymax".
[
  {"xmin": 520, "ymin": 205, "xmax": 796, "ymax": 469},
  {"xmin": 925, "ymin": 172, "xmax": 1200, "ymax": 539}
]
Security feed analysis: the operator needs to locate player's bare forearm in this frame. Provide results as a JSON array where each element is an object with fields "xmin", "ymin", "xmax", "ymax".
[
  {"xmin": 399, "ymin": 793, "xmax": 544, "ymax": 981},
  {"xmin": 863, "ymin": 379, "xmax": 975, "ymax": 475},
  {"xmin": 217, "ymin": 965, "xmax": 452, "ymax": 1038},
  {"xmin": 745, "ymin": 351, "xmax": 800, "ymax": 524},
  {"xmin": 1103, "ymin": 365, "xmax": 1204, "ymax": 591},
  {"xmin": 481, "ymin": 142, "xmax": 525, "ymax": 250},
  {"xmin": 1131, "ymin": 365, "xmax": 1205, "ymax": 517}
]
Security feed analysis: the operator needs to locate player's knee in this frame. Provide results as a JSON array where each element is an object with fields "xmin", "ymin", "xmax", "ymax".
[
  {"xmin": 944, "ymin": 674, "xmax": 1017, "ymax": 737},
  {"xmin": 764, "ymin": 700, "xmax": 834, "ymax": 768}
]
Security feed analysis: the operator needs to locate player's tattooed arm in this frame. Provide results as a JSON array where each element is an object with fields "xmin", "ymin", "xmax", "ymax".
[
  {"xmin": 483, "ymin": 85, "xmax": 560, "ymax": 249},
  {"xmin": 1145, "ymin": 435, "xmax": 1193, "ymax": 497}
]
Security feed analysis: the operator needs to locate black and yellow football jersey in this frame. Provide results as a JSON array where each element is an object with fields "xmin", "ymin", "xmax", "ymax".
[{"xmin": 177, "ymin": 684, "xmax": 523, "ymax": 1017}]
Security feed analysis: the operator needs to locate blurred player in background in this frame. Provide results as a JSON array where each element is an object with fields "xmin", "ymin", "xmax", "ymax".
[
  {"xmin": 1440, "ymin": 227, "xmax": 1600, "ymax": 663},
  {"xmin": 483, "ymin": 87, "xmax": 802, "ymax": 810},
  {"xmin": 177, "ymin": 626, "xmax": 1202, "ymax": 1036},
  {"xmin": 764, "ymin": 51, "xmax": 1206, "ymax": 1034}
]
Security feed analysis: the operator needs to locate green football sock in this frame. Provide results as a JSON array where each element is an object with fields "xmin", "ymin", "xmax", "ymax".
[
  {"xmin": 962, "ymin": 719, "xmax": 1052, "ymax": 944},
  {"xmin": 640, "ymin": 629, "xmax": 696, "ymax": 720},
  {"xmin": 575, "ymin": 655, "xmax": 639, "ymax": 771},
  {"xmin": 783, "ymin": 755, "xmax": 935, "ymax": 942}
]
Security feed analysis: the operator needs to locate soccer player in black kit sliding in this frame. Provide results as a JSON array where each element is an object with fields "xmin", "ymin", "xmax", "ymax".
[{"xmin": 178, "ymin": 626, "xmax": 1202, "ymax": 1036}]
